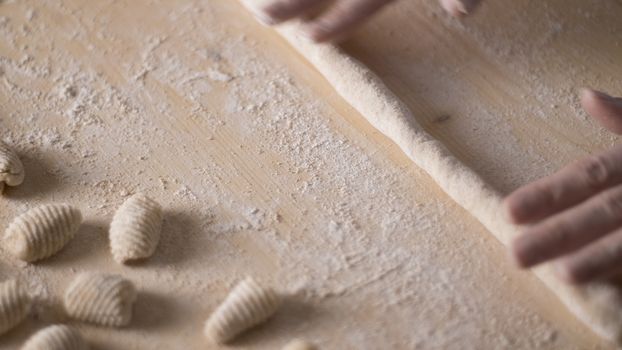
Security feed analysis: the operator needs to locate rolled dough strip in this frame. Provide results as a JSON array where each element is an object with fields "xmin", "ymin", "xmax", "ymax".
[{"xmin": 272, "ymin": 22, "xmax": 622, "ymax": 343}]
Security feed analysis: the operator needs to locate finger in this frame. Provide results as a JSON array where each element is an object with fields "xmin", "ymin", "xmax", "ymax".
[
  {"xmin": 303, "ymin": 0, "xmax": 396, "ymax": 43},
  {"xmin": 260, "ymin": 0, "xmax": 329, "ymax": 25},
  {"xmin": 439, "ymin": 0, "xmax": 483, "ymax": 17},
  {"xmin": 504, "ymin": 144, "xmax": 622, "ymax": 224},
  {"xmin": 581, "ymin": 89, "xmax": 622, "ymax": 135},
  {"xmin": 511, "ymin": 184, "xmax": 622, "ymax": 268},
  {"xmin": 556, "ymin": 227, "xmax": 622, "ymax": 284}
]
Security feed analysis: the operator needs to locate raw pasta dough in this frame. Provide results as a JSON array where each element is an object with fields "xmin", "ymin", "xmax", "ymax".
[
  {"xmin": 3, "ymin": 204, "xmax": 83, "ymax": 262},
  {"xmin": 270, "ymin": 21, "xmax": 622, "ymax": 344},
  {"xmin": 109, "ymin": 193, "xmax": 163, "ymax": 264},
  {"xmin": 21, "ymin": 324, "xmax": 88, "ymax": 350},
  {"xmin": 63, "ymin": 272, "xmax": 137, "ymax": 327},
  {"xmin": 204, "ymin": 277, "xmax": 281, "ymax": 344},
  {"xmin": 0, "ymin": 141, "xmax": 24, "ymax": 193},
  {"xmin": 0, "ymin": 279, "xmax": 31, "ymax": 335}
]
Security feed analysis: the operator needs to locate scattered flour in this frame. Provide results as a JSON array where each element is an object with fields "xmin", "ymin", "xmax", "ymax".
[{"xmin": 0, "ymin": 0, "xmax": 615, "ymax": 349}]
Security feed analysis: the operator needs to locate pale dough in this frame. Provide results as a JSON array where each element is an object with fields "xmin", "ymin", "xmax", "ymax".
[
  {"xmin": 0, "ymin": 279, "xmax": 31, "ymax": 336},
  {"xmin": 21, "ymin": 324, "xmax": 88, "ymax": 350},
  {"xmin": 4, "ymin": 204, "xmax": 83, "ymax": 262},
  {"xmin": 271, "ymin": 21, "xmax": 622, "ymax": 344},
  {"xmin": 0, "ymin": 140, "xmax": 25, "ymax": 192},
  {"xmin": 63, "ymin": 272, "xmax": 137, "ymax": 327},
  {"xmin": 204, "ymin": 277, "xmax": 281, "ymax": 344},
  {"xmin": 109, "ymin": 193, "xmax": 163, "ymax": 264}
]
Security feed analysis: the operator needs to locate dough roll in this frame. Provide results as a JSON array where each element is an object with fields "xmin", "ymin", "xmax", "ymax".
[{"xmin": 274, "ymin": 22, "xmax": 622, "ymax": 344}]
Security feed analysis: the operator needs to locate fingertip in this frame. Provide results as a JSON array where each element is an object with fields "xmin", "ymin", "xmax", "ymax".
[
  {"xmin": 440, "ymin": 0, "xmax": 481, "ymax": 17},
  {"xmin": 502, "ymin": 196, "xmax": 515, "ymax": 223},
  {"xmin": 258, "ymin": 3, "xmax": 288, "ymax": 25},
  {"xmin": 509, "ymin": 236, "xmax": 531, "ymax": 269},
  {"xmin": 580, "ymin": 88, "xmax": 622, "ymax": 134},
  {"xmin": 301, "ymin": 22, "xmax": 335, "ymax": 43},
  {"xmin": 301, "ymin": 27, "xmax": 324, "ymax": 43},
  {"xmin": 554, "ymin": 261, "xmax": 584, "ymax": 285},
  {"xmin": 502, "ymin": 194, "xmax": 525, "ymax": 225},
  {"xmin": 440, "ymin": 0, "xmax": 468, "ymax": 17},
  {"xmin": 580, "ymin": 88, "xmax": 602, "ymax": 111}
]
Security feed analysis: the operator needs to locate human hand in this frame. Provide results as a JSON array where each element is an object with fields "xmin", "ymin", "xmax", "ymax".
[
  {"xmin": 245, "ymin": 0, "xmax": 483, "ymax": 42},
  {"xmin": 505, "ymin": 89, "xmax": 622, "ymax": 284}
]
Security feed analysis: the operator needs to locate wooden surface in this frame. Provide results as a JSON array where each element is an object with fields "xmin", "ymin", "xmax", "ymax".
[
  {"xmin": 0, "ymin": 0, "xmax": 620, "ymax": 348},
  {"xmin": 343, "ymin": 0, "xmax": 622, "ymax": 193}
]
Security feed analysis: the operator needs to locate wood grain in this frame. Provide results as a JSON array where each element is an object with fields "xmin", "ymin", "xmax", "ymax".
[{"xmin": 0, "ymin": 0, "xmax": 619, "ymax": 348}]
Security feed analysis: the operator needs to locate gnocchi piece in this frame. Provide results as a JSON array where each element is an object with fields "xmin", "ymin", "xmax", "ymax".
[
  {"xmin": 0, "ymin": 279, "xmax": 31, "ymax": 335},
  {"xmin": 63, "ymin": 273, "xmax": 136, "ymax": 327},
  {"xmin": 282, "ymin": 339, "xmax": 317, "ymax": 350},
  {"xmin": 204, "ymin": 277, "xmax": 281, "ymax": 344},
  {"xmin": 21, "ymin": 324, "xmax": 88, "ymax": 350},
  {"xmin": 3, "ymin": 204, "xmax": 83, "ymax": 262},
  {"xmin": 109, "ymin": 193, "xmax": 163, "ymax": 264},
  {"xmin": 0, "ymin": 141, "xmax": 24, "ymax": 193}
]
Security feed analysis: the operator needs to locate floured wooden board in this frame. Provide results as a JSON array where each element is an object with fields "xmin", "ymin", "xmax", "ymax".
[
  {"xmin": 0, "ymin": 0, "xmax": 618, "ymax": 349},
  {"xmin": 342, "ymin": 0, "xmax": 622, "ymax": 193}
]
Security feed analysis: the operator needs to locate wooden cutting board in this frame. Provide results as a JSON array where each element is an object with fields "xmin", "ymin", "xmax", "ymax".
[{"xmin": 0, "ymin": 0, "xmax": 620, "ymax": 348}]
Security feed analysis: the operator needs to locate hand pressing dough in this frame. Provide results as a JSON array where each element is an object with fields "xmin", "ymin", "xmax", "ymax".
[
  {"xmin": 109, "ymin": 193, "xmax": 163, "ymax": 264},
  {"xmin": 267, "ymin": 20, "xmax": 622, "ymax": 344},
  {"xmin": 3, "ymin": 204, "xmax": 83, "ymax": 262},
  {"xmin": 21, "ymin": 324, "xmax": 89, "ymax": 350},
  {"xmin": 0, "ymin": 141, "xmax": 24, "ymax": 193}
]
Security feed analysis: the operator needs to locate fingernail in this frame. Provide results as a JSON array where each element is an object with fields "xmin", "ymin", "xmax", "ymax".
[
  {"xmin": 579, "ymin": 88, "xmax": 592, "ymax": 101},
  {"xmin": 440, "ymin": 0, "xmax": 467, "ymax": 16},
  {"xmin": 453, "ymin": 0, "xmax": 469, "ymax": 15},
  {"xmin": 444, "ymin": 0, "xmax": 482, "ymax": 17}
]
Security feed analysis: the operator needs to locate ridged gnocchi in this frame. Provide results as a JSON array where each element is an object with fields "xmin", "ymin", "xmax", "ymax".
[
  {"xmin": 21, "ymin": 324, "xmax": 88, "ymax": 350},
  {"xmin": 0, "ymin": 141, "xmax": 25, "ymax": 193},
  {"xmin": 3, "ymin": 204, "xmax": 83, "ymax": 262},
  {"xmin": 204, "ymin": 277, "xmax": 281, "ymax": 344},
  {"xmin": 109, "ymin": 193, "xmax": 163, "ymax": 264},
  {"xmin": 63, "ymin": 272, "xmax": 137, "ymax": 327},
  {"xmin": 0, "ymin": 279, "xmax": 31, "ymax": 335},
  {"xmin": 282, "ymin": 339, "xmax": 317, "ymax": 350}
]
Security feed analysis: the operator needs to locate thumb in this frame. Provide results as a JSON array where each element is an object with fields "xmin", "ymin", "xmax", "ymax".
[
  {"xmin": 581, "ymin": 89, "xmax": 622, "ymax": 135},
  {"xmin": 439, "ymin": 0, "xmax": 483, "ymax": 17}
]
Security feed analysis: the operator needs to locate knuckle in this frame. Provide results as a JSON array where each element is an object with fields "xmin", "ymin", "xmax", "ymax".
[
  {"xmin": 578, "ymin": 155, "xmax": 611, "ymax": 189},
  {"xmin": 545, "ymin": 220, "xmax": 571, "ymax": 242},
  {"xmin": 599, "ymin": 190, "xmax": 622, "ymax": 216}
]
